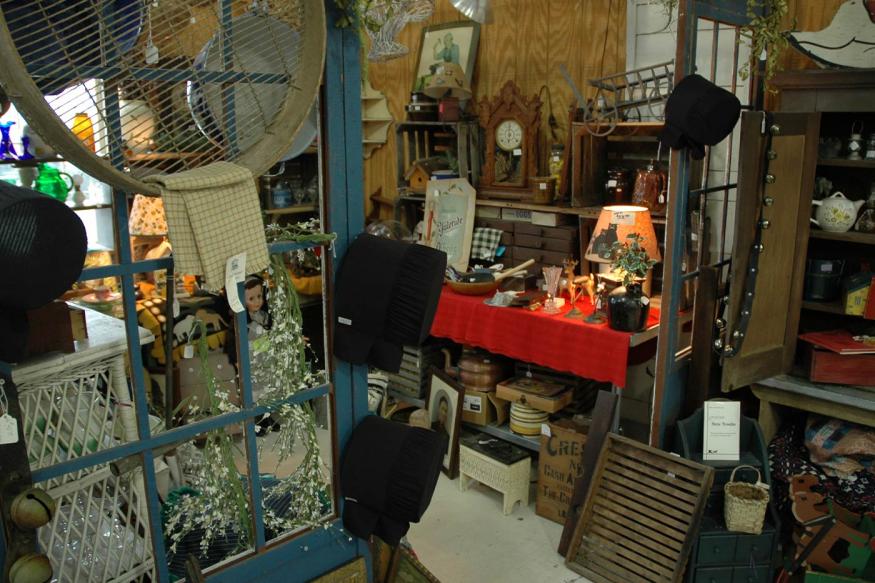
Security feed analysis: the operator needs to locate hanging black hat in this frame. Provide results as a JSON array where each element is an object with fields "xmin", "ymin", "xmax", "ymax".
[
  {"xmin": 0, "ymin": 182, "xmax": 87, "ymax": 361},
  {"xmin": 341, "ymin": 415, "xmax": 447, "ymax": 545},
  {"xmin": 658, "ymin": 74, "xmax": 741, "ymax": 160},
  {"xmin": 333, "ymin": 234, "xmax": 446, "ymax": 372}
]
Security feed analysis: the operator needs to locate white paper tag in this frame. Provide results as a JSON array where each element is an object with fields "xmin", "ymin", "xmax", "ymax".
[
  {"xmin": 183, "ymin": 344, "xmax": 194, "ymax": 359},
  {"xmin": 0, "ymin": 414, "xmax": 18, "ymax": 444},
  {"xmin": 641, "ymin": 296, "xmax": 650, "ymax": 306},
  {"xmin": 539, "ymin": 183, "xmax": 547, "ymax": 190},
  {"xmin": 541, "ymin": 423, "xmax": 551, "ymax": 437},
  {"xmin": 513, "ymin": 148, "xmax": 522, "ymax": 156},
  {"xmin": 225, "ymin": 253, "xmax": 247, "ymax": 313},
  {"xmin": 820, "ymin": 264, "xmax": 833, "ymax": 273},
  {"xmin": 607, "ymin": 179, "xmax": 618, "ymax": 187},
  {"xmin": 338, "ymin": 317, "xmax": 352, "ymax": 326},
  {"xmin": 172, "ymin": 295, "xmax": 180, "ymax": 318},
  {"xmin": 612, "ymin": 211, "xmax": 636, "ymax": 226},
  {"xmin": 413, "ymin": 105, "xmax": 421, "ymax": 111}
]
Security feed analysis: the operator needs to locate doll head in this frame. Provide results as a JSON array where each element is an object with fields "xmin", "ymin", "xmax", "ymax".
[{"xmin": 244, "ymin": 275, "xmax": 265, "ymax": 315}]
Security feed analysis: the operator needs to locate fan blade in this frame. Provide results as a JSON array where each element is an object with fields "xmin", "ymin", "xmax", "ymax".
[{"xmin": 450, "ymin": 0, "xmax": 489, "ymax": 23}]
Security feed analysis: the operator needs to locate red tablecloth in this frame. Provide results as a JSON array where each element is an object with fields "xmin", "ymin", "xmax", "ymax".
[{"xmin": 429, "ymin": 287, "xmax": 660, "ymax": 388}]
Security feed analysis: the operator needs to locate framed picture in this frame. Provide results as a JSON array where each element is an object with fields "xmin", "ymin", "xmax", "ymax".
[
  {"xmin": 387, "ymin": 546, "xmax": 441, "ymax": 583},
  {"xmin": 426, "ymin": 367, "xmax": 464, "ymax": 479},
  {"xmin": 421, "ymin": 178, "xmax": 476, "ymax": 272},
  {"xmin": 413, "ymin": 21, "xmax": 480, "ymax": 93},
  {"xmin": 310, "ymin": 557, "xmax": 367, "ymax": 582}
]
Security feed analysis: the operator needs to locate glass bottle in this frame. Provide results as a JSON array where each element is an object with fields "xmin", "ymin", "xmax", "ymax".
[
  {"xmin": 847, "ymin": 121, "xmax": 864, "ymax": 160},
  {"xmin": 548, "ymin": 144, "xmax": 564, "ymax": 194},
  {"xmin": 72, "ymin": 113, "xmax": 95, "ymax": 152},
  {"xmin": 855, "ymin": 182, "xmax": 875, "ymax": 234}
]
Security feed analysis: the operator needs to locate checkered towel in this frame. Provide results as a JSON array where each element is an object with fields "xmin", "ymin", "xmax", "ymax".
[
  {"xmin": 144, "ymin": 162, "xmax": 269, "ymax": 291},
  {"xmin": 470, "ymin": 227, "xmax": 503, "ymax": 261}
]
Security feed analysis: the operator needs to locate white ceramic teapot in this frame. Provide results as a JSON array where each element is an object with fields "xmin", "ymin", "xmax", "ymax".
[{"xmin": 811, "ymin": 192, "xmax": 865, "ymax": 233}]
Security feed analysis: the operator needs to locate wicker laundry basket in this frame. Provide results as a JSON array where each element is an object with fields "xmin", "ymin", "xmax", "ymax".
[{"xmin": 724, "ymin": 465, "xmax": 770, "ymax": 534}]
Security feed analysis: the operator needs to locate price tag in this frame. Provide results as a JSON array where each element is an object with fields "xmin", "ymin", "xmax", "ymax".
[
  {"xmin": 541, "ymin": 423, "xmax": 551, "ymax": 437},
  {"xmin": 183, "ymin": 344, "xmax": 194, "ymax": 359},
  {"xmin": 0, "ymin": 414, "xmax": 18, "ymax": 445},
  {"xmin": 413, "ymin": 105, "xmax": 421, "ymax": 111},
  {"xmin": 172, "ymin": 295, "xmax": 180, "ymax": 318},
  {"xmin": 539, "ymin": 183, "xmax": 547, "ymax": 190},
  {"xmin": 225, "ymin": 253, "xmax": 247, "ymax": 313},
  {"xmin": 607, "ymin": 179, "xmax": 618, "ymax": 187},
  {"xmin": 513, "ymin": 148, "xmax": 522, "ymax": 156},
  {"xmin": 611, "ymin": 211, "xmax": 636, "ymax": 226},
  {"xmin": 820, "ymin": 264, "xmax": 833, "ymax": 273},
  {"xmin": 641, "ymin": 296, "xmax": 650, "ymax": 306}
]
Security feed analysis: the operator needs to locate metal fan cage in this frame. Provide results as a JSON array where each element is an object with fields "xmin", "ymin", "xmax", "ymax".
[{"xmin": 0, "ymin": 0, "xmax": 325, "ymax": 194}]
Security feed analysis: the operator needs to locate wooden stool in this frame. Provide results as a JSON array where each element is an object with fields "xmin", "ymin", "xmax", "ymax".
[{"xmin": 458, "ymin": 434, "xmax": 531, "ymax": 515}]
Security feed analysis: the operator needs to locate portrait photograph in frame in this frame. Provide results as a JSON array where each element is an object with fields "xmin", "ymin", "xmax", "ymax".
[
  {"xmin": 387, "ymin": 545, "xmax": 441, "ymax": 583},
  {"xmin": 413, "ymin": 21, "xmax": 480, "ymax": 93},
  {"xmin": 426, "ymin": 367, "xmax": 464, "ymax": 479}
]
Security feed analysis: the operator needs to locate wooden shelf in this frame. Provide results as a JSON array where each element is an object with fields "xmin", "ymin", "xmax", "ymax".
[
  {"xmin": 816, "ymin": 158, "xmax": 875, "ymax": 169},
  {"xmin": 810, "ymin": 230, "xmax": 875, "ymax": 244},
  {"xmin": 465, "ymin": 421, "xmax": 541, "ymax": 452},
  {"xmin": 802, "ymin": 300, "xmax": 856, "ymax": 316},
  {"xmin": 475, "ymin": 199, "xmax": 602, "ymax": 219},
  {"xmin": 264, "ymin": 205, "xmax": 317, "ymax": 215}
]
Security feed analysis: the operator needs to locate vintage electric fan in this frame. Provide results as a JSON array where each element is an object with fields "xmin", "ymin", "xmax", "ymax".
[{"xmin": 0, "ymin": 0, "xmax": 325, "ymax": 194}]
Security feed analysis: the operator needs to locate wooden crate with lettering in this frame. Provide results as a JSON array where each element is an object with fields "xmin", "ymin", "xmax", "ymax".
[{"xmin": 566, "ymin": 434, "xmax": 714, "ymax": 583}]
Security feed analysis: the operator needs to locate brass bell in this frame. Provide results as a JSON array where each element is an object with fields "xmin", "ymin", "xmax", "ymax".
[
  {"xmin": 715, "ymin": 318, "xmax": 726, "ymax": 330},
  {"xmin": 11, "ymin": 488, "xmax": 56, "ymax": 529},
  {"xmin": 765, "ymin": 174, "xmax": 776, "ymax": 184},
  {"xmin": 9, "ymin": 553, "xmax": 52, "ymax": 583},
  {"xmin": 769, "ymin": 124, "xmax": 781, "ymax": 135},
  {"xmin": 767, "ymin": 150, "xmax": 777, "ymax": 160},
  {"xmin": 763, "ymin": 196, "xmax": 774, "ymax": 206},
  {"xmin": 760, "ymin": 219, "xmax": 771, "ymax": 230}
]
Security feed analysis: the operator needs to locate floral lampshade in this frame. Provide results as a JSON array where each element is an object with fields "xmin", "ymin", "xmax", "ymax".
[
  {"xmin": 129, "ymin": 194, "xmax": 167, "ymax": 236},
  {"xmin": 423, "ymin": 62, "xmax": 471, "ymax": 100},
  {"xmin": 585, "ymin": 205, "xmax": 661, "ymax": 264}
]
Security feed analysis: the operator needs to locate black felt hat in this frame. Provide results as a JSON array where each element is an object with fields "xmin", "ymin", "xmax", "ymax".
[
  {"xmin": 341, "ymin": 415, "xmax": 447, "ymax": 545},
  {"xmin": 0, "ymin": 182, "xmax": 87, "ymax": 362},
  {"xmin": 333, "ymin": 234, "xmax": 446, "ymax": 372},
  {"xmin": 658, "ymin": 74, "xmax": 741, "ymax": 160}
]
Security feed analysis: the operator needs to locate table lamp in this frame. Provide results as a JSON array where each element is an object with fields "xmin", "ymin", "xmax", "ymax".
[
  {"xmin": 585, "ymin": 204, "xmax": 661, "ymax": 292},
  {"xmin": 423, "ymin": 62, "xmax": 471, "ymax": 122},
  {"xmin": 129, "ymin": 193, "xmax": 171, "ymax": 268}
]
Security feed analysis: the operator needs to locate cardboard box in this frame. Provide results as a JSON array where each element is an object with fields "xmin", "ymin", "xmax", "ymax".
[
  {"xmin": 536, "ymin": 419, "xmax": 589, "ymax": 524},
  {"xmin": 531, "ymin": 211, "xmax": 571, "ymax": 227},
  {"xmin": 462, "ymin": 389, "xmax": 509, "ymax": 426},
  {"xmin": 500, "ymin": 208, "xmax": 532, "ymax": 222},
  {"xmin": 496, "ymin": 377, "xmax": 573, "ymax": 413}
]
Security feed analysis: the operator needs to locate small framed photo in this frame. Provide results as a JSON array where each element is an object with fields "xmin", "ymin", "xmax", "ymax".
[
  {"xmin": 427, "ymin": 367, "xmax": 465, "ymax": 479},
  {"xmin": 413, "ymin": 21, "xmax": 480, "ymax": 93},
  {"xmin": 387, "ymin": 546, "xmax": 441, "ymax": 583}
]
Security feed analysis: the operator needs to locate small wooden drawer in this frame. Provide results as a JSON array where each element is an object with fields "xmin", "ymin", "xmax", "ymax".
[
  {"xmin": 476, "ymin": 218, "xmax": 517, "ymax": 233},
  {"xmin": 697, "ymin": 535, "xmax": 737, "ymax": 566},
  {"xmin": 734, "ymin": 533, "xmax": 772, "ymax": 564},
  {"xmin": 513, "ymin": 246, "xmax": 572, "ymax": 267},
  {"xmin": 514, "ymin": 222, "xmax": 578, "ymax": 240},
  {"xmin": 500, "ymin": 232, "xmax": 514, "ymax": 246},
  {"xmin": 694, "ymin": 567, "xmax": 734, "ymax": 583},
  {"xmin": 732, "ymin": 565, "xmax": 771, "ymax": 583},
  {"xmin": 515, "ymin": 233, "xmax": 577, "ymax": 253}
]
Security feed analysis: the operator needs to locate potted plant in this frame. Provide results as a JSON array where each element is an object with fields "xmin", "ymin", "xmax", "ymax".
[{"xmin": 607, "ymin": 233, "xmax": 657, "ymax": 332}]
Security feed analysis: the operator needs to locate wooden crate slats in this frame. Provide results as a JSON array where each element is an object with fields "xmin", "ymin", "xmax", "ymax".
[{"xmin": 566, "ymin": 433, "xmax": 714, "ymax": 583}]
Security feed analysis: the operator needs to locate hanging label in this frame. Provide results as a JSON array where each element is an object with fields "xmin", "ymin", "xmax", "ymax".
[
  {"xmin": 641, "ymin": 296, "xmax": 650, "ymax": 306},
  {"xmin": 513, "ymin": 148, "xmax": 522, "ymax": 156},
  {"xmin": 225, "ymin": 253, "xmax": 247, "ymax": 313},
  {"xmin": 820, "ymin": 264, "xmax": 833, "ymax": 273},
  {"xmin": 607, "ymin": 179, "xmax": 618, "ymax": 187},
  {"xmin": 541, "ymin": 423, "xmax": 551, "ymax": 437},
  {"xmin": 173, "ymin": 295, "xmax": 180, "ymax": 318},
  {"xmin": 539, "ymin": 183, "xmax": 547, "ymax": 190},
  {"xmin": 183, "ymin": 344, "xmax": 194, "ymax": 359},
  {"xmin": 0, "ymin": 414, "xmax": 18, "ymax": 445},
  {"xmin": 611, "ymin": 211, "xmax": 635, "ymax": 226}
]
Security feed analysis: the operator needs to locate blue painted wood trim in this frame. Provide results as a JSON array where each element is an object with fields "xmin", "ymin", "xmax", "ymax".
[
  {"xmin": 79, "ymin": 257, "xmax": 174, "ymax": 281},
  {"xmin": 30, "ymin": 384, "xmax": 330, "ymax": 483}
]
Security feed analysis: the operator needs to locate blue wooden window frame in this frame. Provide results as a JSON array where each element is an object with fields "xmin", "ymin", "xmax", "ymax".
[{"xmin": 0, "ymin": 2, "xmax": 370, "ymax": 580}]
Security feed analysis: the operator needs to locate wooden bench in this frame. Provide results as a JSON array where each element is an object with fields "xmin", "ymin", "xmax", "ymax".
[{"xmin": 458, "ymin": 433, "xmax": 531, "ymax": 515}]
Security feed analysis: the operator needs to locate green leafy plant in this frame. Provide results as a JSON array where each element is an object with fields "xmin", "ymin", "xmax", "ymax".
[{"xmin": 611, "ymin": 233, "xmax": 657, "ymax": 288}]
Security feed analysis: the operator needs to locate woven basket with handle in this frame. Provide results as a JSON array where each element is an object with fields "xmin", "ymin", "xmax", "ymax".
[{"xmin": 724, "ymin": 464, "xmax": 770, "ymax": 534}]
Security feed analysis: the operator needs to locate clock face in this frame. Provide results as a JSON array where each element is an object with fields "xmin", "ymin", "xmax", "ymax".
[{"xmin": 495, "ymin": 119, "xmax": 523, "ymax": 152}]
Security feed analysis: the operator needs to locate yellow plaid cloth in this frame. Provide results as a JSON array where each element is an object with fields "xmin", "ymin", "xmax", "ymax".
[{"xmin": 143, "ymin": 162, "xmax": 269, "ymax": 291}]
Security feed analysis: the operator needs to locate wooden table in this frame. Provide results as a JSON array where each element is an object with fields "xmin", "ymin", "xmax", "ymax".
[{"xmin": 752, "ymin": 374, "xmax": 875, "ymax": 442}]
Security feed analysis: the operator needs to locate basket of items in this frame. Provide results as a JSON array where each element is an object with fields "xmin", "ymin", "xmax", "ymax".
[{"xmin": 724, "ymin": 465, "xmax": 770, "ymax": 535}]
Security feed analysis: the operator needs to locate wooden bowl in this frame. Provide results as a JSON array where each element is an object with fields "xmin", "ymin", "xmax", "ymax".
[{"xmin": 446, "ymin": 280, "xmax": 498, "ymax": 296}]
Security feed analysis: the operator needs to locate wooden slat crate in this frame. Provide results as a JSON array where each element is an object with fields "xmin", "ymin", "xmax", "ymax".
[
  {"xmin": 566, "ymin": 433, "xmax": 714, "ymax": 583},
  {"xmin": 385, "ymin": 342, "xmax": 448, "ymax": 399}
]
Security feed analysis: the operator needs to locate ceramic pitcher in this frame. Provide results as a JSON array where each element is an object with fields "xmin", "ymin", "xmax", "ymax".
[{"xmin": 811, "ymin": 192, "xmax": 865, "ymax": 233}]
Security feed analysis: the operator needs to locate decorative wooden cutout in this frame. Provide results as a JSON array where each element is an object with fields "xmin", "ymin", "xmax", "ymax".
[
  {"xmin": 478, "ymin": 80, "xmax": 541, "ymax": 196},
  {"xmin": 565, "ymin": 433, "xmax": 714, "ymax": 582},
  {"xmin": 362, "ymin": 80, "xmax": 393, "ymax": 159}
]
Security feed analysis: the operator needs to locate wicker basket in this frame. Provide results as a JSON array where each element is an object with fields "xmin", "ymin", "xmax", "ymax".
[{"xmin": 724, "ymin": 465, "xmax": 770, "ymax": 534}]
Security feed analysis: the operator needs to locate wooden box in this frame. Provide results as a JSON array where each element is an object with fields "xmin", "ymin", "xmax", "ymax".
[
  {"xmin": 536, "ymin": 419, "xmax": 589, "ymax": 524},
  {"xmin": 807, "ymin": 345, "xmax": 875, "ymax": 387},
  {"xmin": 496, "ymin": 377, "xmax": 573, "ymax": 413},
  {"xmin": 25, "ymin": 301, "xmax": 87, "ymax": 356},
  {"xmin": 462, "ymin": 388, "xmax": 509, "ymax": 426}
]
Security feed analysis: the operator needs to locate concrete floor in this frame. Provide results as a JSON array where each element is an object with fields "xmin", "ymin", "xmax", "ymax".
[{"xmin": 408, "ymin": 474, "xmax": 590, "ymax": 583}]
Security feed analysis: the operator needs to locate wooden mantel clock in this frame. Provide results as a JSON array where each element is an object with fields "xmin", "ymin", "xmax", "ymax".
[{"xmin": 478, "ymin": 80, "xmax": 542, "ymax": 200}]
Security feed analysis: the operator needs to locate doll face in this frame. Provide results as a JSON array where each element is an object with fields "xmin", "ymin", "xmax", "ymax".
[{"xmin": 245, "ymin": 285, "xmax": 263, "ymax": 313}]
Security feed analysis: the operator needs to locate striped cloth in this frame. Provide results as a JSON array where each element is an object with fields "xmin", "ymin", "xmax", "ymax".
[{"xmin": 144, "ymin": 162, "xmax": 269, "ymax": 291}]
